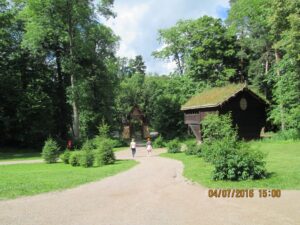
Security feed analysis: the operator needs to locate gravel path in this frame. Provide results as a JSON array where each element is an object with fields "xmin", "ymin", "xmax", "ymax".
[{"xmin": 0, "ymin": 148, "xmax": 299, "ymax": 225}]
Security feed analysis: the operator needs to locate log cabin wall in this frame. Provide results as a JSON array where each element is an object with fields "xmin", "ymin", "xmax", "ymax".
[{"xmin": 219, "ymin": 91, "xmax": 267, "ymax": 139}]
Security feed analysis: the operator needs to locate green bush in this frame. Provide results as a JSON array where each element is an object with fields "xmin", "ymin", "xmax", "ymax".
[
  {"xmin": 60, "ymin": 150, "xmax": 71, "ymax": 164},
  {"xmin": 201, "ymin": 137, "xmax": 237, "ymax": 162},
  {"xmin": 94, "ymin": 137, "xmax": 115, "ymax": 166},
  {"xmin": 167, "ymin": 139, "xmax": 181, "ymax": 153},
  {"xmin": 81, "ymin": 140, "xmax": 96, "ymax": 151},
  {"xmin": 211, "ymin": 141, "xmax": 267, "ymax": 181},
  {"xmin": 201, "ymin": 113, "xmax": 237, "ymax": 143},
  {"xmin": 69, "ymin": 151, "xmax": 82, "ymax": 167},
  {"xmin": 200, "ymin": 114, "xmax": 267, "ymax": 181},
  {"xmin": 98, "ymin": 119, "xmax": 110, "ymax": 137},
  {"xmin": 201, "ymin": 138, "xmax": 267, "ymax": 180},
  {"xmin": 79, "ymin": 150, "xmax": 94, "ymax": 168},
  {"xmin": 271, "ymin": 129, "xmax": 300, "ymax": 141},
  {"xmin": 42, "ymin": 138, "xmax": 60, "ymax": 163},
  {"xmin": 110, "ymin": 138, "xmax": 128, "ymax": 148},
  {"xmin": 185, "ymin": 142, "xmax": 201, "ymax": 156},
  {"xmin": 153, "ymin": 135, "xmax": 166, "ymax": 148}
]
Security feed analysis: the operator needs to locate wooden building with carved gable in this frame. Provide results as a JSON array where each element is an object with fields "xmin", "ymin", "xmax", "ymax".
[
  {"xmin": 181, "ymin": 84, "xmax": 268, "ymax": 141},
  {"xmin": 122, "ymin": 106, "xmax": 150, "ymax": 140}
]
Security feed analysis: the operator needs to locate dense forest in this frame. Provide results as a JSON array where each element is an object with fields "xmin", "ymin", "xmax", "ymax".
[{"xmin": 0, "ymin": 0, "xmax": 299, "ymax": 148}]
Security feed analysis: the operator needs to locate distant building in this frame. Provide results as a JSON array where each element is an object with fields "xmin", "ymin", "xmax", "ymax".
[
  {"xmin": 122, "ymin": 106, "xmax": 150, "ymax": 140},
  {"xmin": 181, "ymin": 84, "xmax": 268, "ymax": 141}
]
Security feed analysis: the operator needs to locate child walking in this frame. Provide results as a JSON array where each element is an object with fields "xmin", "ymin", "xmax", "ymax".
[{"xmin": 146, "ymin": 138, "xmax": 152, "ymax": 156}]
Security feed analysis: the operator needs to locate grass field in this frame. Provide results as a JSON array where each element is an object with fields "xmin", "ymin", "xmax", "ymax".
[
  {"xmin": 0, "ymin": 149, "xmax": 41, "ymax": 162},
  {"xmin": 0, "ymin": 160, "xmax": 138, "ymax": 200},
  {"xmin": 161, "ymin": 140, "xmax": 300, "ymax": 189},
  {"xmin": 0, "ymin": 146, "xmax": 129, "ymax": 162}
]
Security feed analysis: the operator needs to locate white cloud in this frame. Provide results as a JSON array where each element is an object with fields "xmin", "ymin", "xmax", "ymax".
[
  {"xmin": 105, "ymin": 2, "xmax": 150, "ymax": 58},
  {"xmin": 104, "ymin": 0, "xmax": 230, "ymax": 74}
]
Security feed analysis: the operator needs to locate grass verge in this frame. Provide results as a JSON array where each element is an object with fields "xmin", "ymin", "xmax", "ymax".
[
  {"xmin": 0, "ymin": 160, "xmax": 138, "ymax": 200},
  {"xmin": 161, "ymin": 140, "xmax": 300, "ymax": 189},
  {"xmin": 0, "ymin": 149, "xmax": 41, "ymax": 162}
]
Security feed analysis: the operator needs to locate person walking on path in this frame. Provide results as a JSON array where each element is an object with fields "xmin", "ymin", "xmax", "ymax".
[
  {"xmin": 130, "ymin": 138, "xmax": 136, "ymax": 158},
  {"xmin": 146, "ymin": 138, "xmax": 152, "ymax": 156}
]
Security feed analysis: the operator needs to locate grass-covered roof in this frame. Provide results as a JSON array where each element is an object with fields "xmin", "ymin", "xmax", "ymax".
[{"xmin": 181, "ymin": 84, "xmax": 267, "ymax": 110}]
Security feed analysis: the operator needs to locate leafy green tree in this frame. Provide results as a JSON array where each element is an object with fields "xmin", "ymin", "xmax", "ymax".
[
  {"xmin": 20, "ymin": 0, "xmax": 118, "ymax": 140},
  {"xmin": 153, "ymin": 20, "xmax": 189, "ymax": 75},
  {"xmin": 153, "ymin": 16, "xmax": 238, "ymax": 85}
]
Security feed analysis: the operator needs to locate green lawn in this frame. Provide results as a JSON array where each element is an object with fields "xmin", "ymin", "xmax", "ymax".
[
  {"xmin": 161, "ymin": 140, "xmax": 300, "ymax": 189},
  {"xmin": 0, "ymin": 160, "xmax": 138, "ymax": 200},
  {"xmin": 0, "ymin": 146, "xmax": 128, "ymax": 162},
  {"xmin": 113, "ymin": 146, "xmax": 129, "ymax": 152},
  {"xmin": 0, "ymin": 149, "xmax": 41, "ymax": 162}
]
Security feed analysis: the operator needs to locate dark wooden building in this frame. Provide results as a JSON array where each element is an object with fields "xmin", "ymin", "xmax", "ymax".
[
  {"xmin": 122, "ymin": 106, "xmax": 150, "ymax": 140},
  {"xmin": 181, "ymin": 84, "xmax": 268, "ymax": 141}
]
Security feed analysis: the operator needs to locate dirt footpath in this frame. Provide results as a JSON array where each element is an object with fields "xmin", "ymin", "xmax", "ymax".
[{"xmin": 0, "ymin": 148, "xmax": 299, "ymax": 225}]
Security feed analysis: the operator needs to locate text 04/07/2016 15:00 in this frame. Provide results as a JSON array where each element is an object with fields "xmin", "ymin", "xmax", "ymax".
[{"xmin": 208, "ymin": 189, "xmax": 282, "ymax": 198}]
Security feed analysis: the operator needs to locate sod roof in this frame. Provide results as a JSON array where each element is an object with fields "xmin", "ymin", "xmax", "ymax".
[{"xmin": 181, "ymin": 84, "xmax": 267, "ymax": 110}]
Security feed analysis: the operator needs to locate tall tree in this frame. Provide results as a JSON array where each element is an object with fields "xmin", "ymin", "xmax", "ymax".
[{"xmin": 20, "ymin": 0, "xmax": 117, "ymax": 140}]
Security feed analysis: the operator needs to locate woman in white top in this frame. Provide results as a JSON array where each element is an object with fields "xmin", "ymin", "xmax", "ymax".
[{"xmin": 130, "ymin": 138, "xmax": 136, "ymax": 158}]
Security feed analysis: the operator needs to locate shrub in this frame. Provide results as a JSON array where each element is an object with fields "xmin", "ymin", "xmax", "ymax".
[
  {"xmin": 201, "ymin": 138, "xmax": 267, "ymax": 180},
  {"xmin": 167, "ymin": 139, "xmax": 181, "ymax": 153},
  {"xmin": 201, "ymin": 137, "xmax": 237, "ymax": 163},
  {"xmin": 153, "ymin": 135, "xmax": 166, "ymax": 148},
  {"xmin": 81, "ymin": 140, "xmax": 96, "ymax": 151},
  {"xmin": 94, "ymin": 137, "xmax": 115, "ymax": 166},
  {"xmin": 200, "ymin": 114, "xmax": 267, "ymax": 181},
  {"xmin": 211, "ymin": 141, "xmax": 267, "ymax": 181},
  {"xmin": 110, "ymin": 138, "xmax": 128, "ymax": 148},
  {"xmin": 185, "ymin": 142, "xmax": 201, "ymax": 156},
  {"xmin": 42, "ymin": 138, "xmax": 60, "ymax": 163},
  {"xmin": 69, "ymin": 151, "xmax": 82, "ymax": 167},
  {"xmin": 98, "ymin": 119, "xmax": 110, "ymax": 138},
  {"xmin": 79, "ymin": 150, "xmax": 94, "ymax": 168},
  {"xmin": 60, "ymin": 150, "xmax": 71, "ymax": 164},
  {"xmin": 271, "ymin": 129, "xmax": 300, "ymax": 141},
  {"xmin": 201, "ymin": 113, "xmax": 237, "ymax": 144}
]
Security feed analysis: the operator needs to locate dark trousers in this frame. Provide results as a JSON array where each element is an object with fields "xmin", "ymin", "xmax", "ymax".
[{"xmin": 131, "ymin": 148, "xmax": 136, "ymax": 157}]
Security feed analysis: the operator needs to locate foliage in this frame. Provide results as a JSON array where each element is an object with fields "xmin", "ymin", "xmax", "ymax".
[
  {"xmin": 153, "ymin": 16, "xmax": 238, "ymax": 84},
  {"xmin": 69, "ymin": 151, "xmax": 82, "ymax": 167},
  {"xmin": 41, "ymin": 138, "xmax": 60, "ymax": 163},
  {"xmin": 161, "ymin": 140, "xmax": 300, "ymax": 189},
  {"xmin": 98, "ymin": 119, "xmax": 110, "ymax": 138},
  {"xmin": 270, "ymin": 129, "xmax": 300, "ymax": 141},
  {"xmin": 200, "ymin": 114, "xmax": 267, "ymax": 180},
  {"xmin": 167, "ymin": 139, "xmax": 181, "ymax": 153},
  {"xmin": 94, "ymin": 137, "xmax": 116, "ymax": 166},
  {"xmin": 153, "ymin": 135, "xmax": 166, "ymax": 148},
  {"xmin": 201, "ymin": 113, "xmax": 238, "ymax": 144},
  {"xmin": 79, "ymin": 150, "xmax": 94, "ymax": 168},
  {"xmin": 110, "ymin": 138, "xmax": 128, "ymax": 148},
  {"xmin": 185, "ymin": 142, "xmax": 201, "ymax": 156},
  {"xmin": 81, "ymin": 140, "xmax": 96, "ymax": 151},
  {"xmin": 202, "ymin": 139, "xmax": 267, "ymax": 180},
  {"xmin": 60, "ymin": 150, "xmax": 71, "ymax": 164}
]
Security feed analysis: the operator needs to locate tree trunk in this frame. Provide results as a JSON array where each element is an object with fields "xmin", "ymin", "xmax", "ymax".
[
  {"xmin": 275, "ymin": 49, "xmax": 285, "ymax": 131},
  {"xmin": 67, "ymin": 1, "xmax": 80, "ymax": 140},
  {"xmin": 55, "ymin": 49, "xmax": 68, "ymax": 139},
  {"xmin": 264, "ymin": 57, "xmax": 269, "ymax": 97}
]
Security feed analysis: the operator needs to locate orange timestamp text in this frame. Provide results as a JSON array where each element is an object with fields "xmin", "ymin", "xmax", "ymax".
[{"xmin": 208, "ymin": 189, "xmax": 281, "ymax": 198}]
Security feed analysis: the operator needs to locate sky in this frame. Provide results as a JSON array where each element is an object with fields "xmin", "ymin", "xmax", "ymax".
[{"xmin": 104, "ymin": 0, "xmax": 230, "ymax": 75}]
